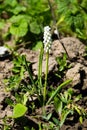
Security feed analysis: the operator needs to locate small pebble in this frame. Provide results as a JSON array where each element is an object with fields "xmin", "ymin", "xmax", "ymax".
[{"xmin": 0, "ymin": 46, "xmax": 8, "ymax": 55}]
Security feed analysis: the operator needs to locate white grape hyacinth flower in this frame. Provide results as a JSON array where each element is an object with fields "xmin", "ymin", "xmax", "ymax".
[{"xmin": 43, "ymin": 26, "xmax": 52, "ymax": 53}]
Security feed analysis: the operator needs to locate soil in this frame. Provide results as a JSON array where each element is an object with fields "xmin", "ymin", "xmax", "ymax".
[{"xmin": 0, "ymin": 37, "xmax": 87, "ymax": 130}]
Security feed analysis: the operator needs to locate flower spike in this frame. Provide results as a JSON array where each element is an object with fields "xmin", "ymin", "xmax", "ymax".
[{"xmin": 43, "ymin": 26, "xmax": 52, "ymax": 53}]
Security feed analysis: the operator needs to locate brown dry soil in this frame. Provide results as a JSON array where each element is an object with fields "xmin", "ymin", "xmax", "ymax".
[{"xmin": 0, "ymin": 37, "xmax": 87, "ymax": 130}]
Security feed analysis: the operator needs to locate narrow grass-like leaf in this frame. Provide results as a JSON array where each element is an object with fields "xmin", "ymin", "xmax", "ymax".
[
  {"xmin": 24, "ymin": 57, "xmax": 35, "ymax": 87},
  {"xmin": 43, "ymin": 52, "xmax": 49, "ymax": 103},
  {"xmin": 59, "ymin": 109, "xmax": 72, "ymax": 127},
  {"xmin": 54, "ymin": 97, "xmax": 62, "ymax": 115},
  {"xmin": 38, "ymin": 46, "xmax": 44, "ymax": 90},
  {"xmin": 46, "ymin": 79, "xmax": 72, "ymax": 105},
  {"xmin": 79, "ymin": 116, "xmax": 83, "ymax": 124}
]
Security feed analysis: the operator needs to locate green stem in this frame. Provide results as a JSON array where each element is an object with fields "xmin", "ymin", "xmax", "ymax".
[
  {"xmin": 38, "ymin": 47, "xmax": 44, "ymax": 91},
  {"xmin": 25, "ymin": 58, "xmax": 35, "ymax": 87},
  {"xmin": 43, "ymin": 51, "xmax": 49, "ymax": 103}
]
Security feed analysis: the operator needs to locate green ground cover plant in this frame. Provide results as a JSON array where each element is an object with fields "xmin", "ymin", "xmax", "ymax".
[
  {"xmin": 0, "ymin": 0, "xmax": 51, "ymax": 46},
  {"xmin": 0, "ymin": 0, "xmax": 87, "ymax": 48},
  {"xmin": 55, "ymin": 0, "xmax": 87, "ymax": 39}
]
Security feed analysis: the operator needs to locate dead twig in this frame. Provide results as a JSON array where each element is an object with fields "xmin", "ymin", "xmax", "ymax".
[{"xmin": 47, "ymin": 0, "xmax": 70, "ymax": 59}]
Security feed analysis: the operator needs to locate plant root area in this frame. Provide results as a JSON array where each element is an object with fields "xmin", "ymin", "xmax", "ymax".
[{"xmin": 0, "ymin": 37, "xmax": 87, "ymax": 130}]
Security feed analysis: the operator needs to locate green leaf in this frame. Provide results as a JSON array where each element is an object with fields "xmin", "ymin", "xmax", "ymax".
[
  {"xmin": 74, "ymin": 94, "xmax": 82, "ymax": 102},
  {"xmin": 0, "ymin": 20, "xmax": 5, "ymax": 29},
  {"xmin": 20, "ymin": 66, "xmax": 25, "ymax": 79},
  {"xmin": 6, "ymin": 75, "xmax": 21, "ymax": 91},
  {"xmin": 24, "ymin": 126, "xmax": 30, "ymax": 130},
  {"xmin": 12, "ymin": 5, "xmax": 26, "ymax": 15},
  {"xmin": 10, "ymin": 19, "xmax": 28, "ymax": 37},
  {"xmin": 38, "ymin": 46, "xmax": 44, "ymax": 89},
  {"xmin": 42, "ymin": 113, "xmax": 52, "ymax": 121},
  {"xmin": 5, "ymin": 98, "xmax": 14, "ymax": 107},
  {"xmin": 30, "ymin": 21, "xmax": 41, "ymax": 34},
  {"xmin": 12, "ymin": 103, "xmax": 27, "ymax": 118},
  {"xmin": 74, "ymin": 106, "xmax": 81, "ymax": 115},
  {"xmin": 81, "ymin": 0, "xmax": 87, "ymax": 10},
  {"xmin": 4, "ymin": 0, "xmax": 17, "ymax": 7},
  {"xmin": 9, "ymin": 15, "xmax": 28, "ymax": 37},
  {"xmin": 46, "ymin": 79, "xmax": 72, "ymax": 105},
  {"xmin": 54, "ymin": 97, "xmax": 62, "ymax": 115},
  {"xmin": 74, "ymin": 14, "xmax": 84, "ymax": 30},
  {"xmin": 23, "ymin": 94, "xmax": 29, "ymax": 106},
  {"xmin": 79, "ymin": 116, "xmax": 83, "ymax": 124},
  {"xmin": 52, "ymin": 117, "xmax": 60, "ymax": 126},
  {"xmin": 60, "ymin": 109, "xmax": 72, "ymax": 127}
]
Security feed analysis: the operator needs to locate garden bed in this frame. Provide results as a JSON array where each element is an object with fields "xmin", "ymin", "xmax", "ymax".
[{"xmin": 0, "ymin": 37, "xmax": 87, "ymax": 130}]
